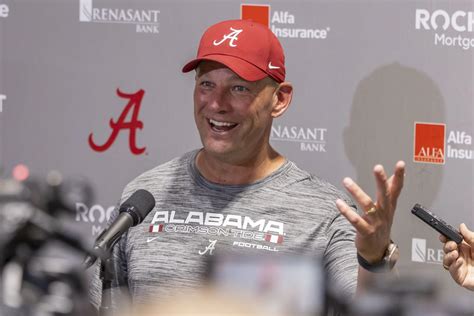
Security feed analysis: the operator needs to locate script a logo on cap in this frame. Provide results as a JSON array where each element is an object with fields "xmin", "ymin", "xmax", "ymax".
[{"xmin": 213, "ymin": 27, "xmax": 243, "ymax": 47}]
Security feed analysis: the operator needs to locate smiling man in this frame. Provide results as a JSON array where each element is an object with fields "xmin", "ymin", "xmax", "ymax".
[
  {"xmin": 90, "ymin": 19, "xmax": 405, "ymax": 313},
  {"xmin": 182, "ymin": 20, "xmax": 293, "ymax": 185},
  {"xmin": 190, "ymin": 61, "xmax": 290, "ymax": 185}
]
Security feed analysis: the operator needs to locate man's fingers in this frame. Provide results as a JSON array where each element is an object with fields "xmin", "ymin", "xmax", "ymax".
[
  {"xmin": 336, "ymin": 199, "xmax": 372, "ymax": 234},
  {"xmin": 374, "ymin": 164, "xmax": 389, "ymax": 209},
  {"xmin": 460, "ymin": 223, "xmax": 474, "ymax": 246},
  {"xmin": 439, "ymin": 234, "xmax": 447, "ymax": 243},
  {"xmin": 454, "ymin": 256, "xmax": 464, "ymax": 269},
  {"xmin": 342, "ymin": 178, "xmax": 373, "ymax": 211},
  {"xmin": 443, "ymin": 241, "xmax": 458, "ymax": 253},
  {"xmin": 443, "ymin": 250, "xmax": 459, "ymax": 267},
  {"xmin": 389, "ymin": 161, "xmax": 405, "ymax": 201},
  {"xmin": 447, "ymin": 257, "xmax": 467, "ymax": 287}
]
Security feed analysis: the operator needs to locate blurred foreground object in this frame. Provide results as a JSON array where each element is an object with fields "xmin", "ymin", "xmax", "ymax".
[
  {"xmin": 125, "ymin": 288, "xmax": 266, "ymax": 316},
  {"xmin": 114, "ymin": 256, "xmax": 474, "ymax": 316},
  {"xmin": 349, "ymin": 275, "xmax": 473, "ymax": 316},
  {"xmin": 209, "ymin": 254, "xmax": 325, "ymax": 316},
  {"xmin": 0, "ymin": 170, "xmax": 96, "ymax": 316}
]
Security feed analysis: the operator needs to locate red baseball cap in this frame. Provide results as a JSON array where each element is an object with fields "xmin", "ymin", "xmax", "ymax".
[{"xmin": 182, "ymin": 19, "xmax": 285, "ymax": 83}]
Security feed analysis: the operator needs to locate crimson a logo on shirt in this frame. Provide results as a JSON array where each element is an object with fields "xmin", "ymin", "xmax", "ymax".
[
  {"xmin": 148, "ymin": 211, "xmax": 285, "ymax": 245},
  {"xmin": 88, "ymin": 88, "xmax": 147, "ymax": 155}
]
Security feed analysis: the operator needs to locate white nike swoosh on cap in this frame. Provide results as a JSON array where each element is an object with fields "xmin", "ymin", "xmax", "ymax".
[
  {"xmin": 147, "ymin": 237, "xmax": 159, "ymax": 243},
  {"xmin": 268, "ymin": 62, "xmax": 280, "ymax": 69}
]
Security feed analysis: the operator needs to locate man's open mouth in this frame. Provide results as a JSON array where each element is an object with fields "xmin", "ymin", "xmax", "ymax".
[{"xmin": 208, "ymin": 118, "xmax": 238, "ymax": 132}]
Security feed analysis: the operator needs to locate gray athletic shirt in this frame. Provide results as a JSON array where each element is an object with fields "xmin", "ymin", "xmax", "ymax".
[{"xmin": 89, "ymin": 150, "xmax": 358, "ymax": 309}]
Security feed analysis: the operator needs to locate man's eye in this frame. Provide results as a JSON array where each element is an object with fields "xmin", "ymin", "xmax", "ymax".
[
  {"xmin": 232, "ymin": 85, "xmax": 249, "ymax": 92},
  {"xmin": 200, "ymin": 81, "xmax": 213, "ymax": 88}
]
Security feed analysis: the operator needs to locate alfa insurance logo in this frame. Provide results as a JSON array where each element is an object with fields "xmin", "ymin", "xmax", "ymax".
[
  {"xmin": 241, "ymin": 4, "xmax": 330, "ymax": 40},
  {"xmin": 413, "ymin": 122, "xmax": 446, "ymax": 164},
  {"xmin": 414, "ymin": 122, "xmax": 473, "ymax": 163},
  {"xmin": 415, "ymin": 8, "xmax": 474, "ymax": 50},
  {"xmin": 411, "ymin": 238, "xmax": 444, "ymax": 264},
  {"xmin": 79, "ymin": 0, "xmax": 160, "ymax": 34}
]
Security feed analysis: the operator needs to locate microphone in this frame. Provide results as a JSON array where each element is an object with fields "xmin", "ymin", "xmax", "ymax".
[{"xmin": 83, "ymin": 189, "xmax": 155, "ymax": 268}]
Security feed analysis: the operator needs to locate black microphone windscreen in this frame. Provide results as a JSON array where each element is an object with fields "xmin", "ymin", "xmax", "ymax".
[{"xmin": 120, "ymin": 189, "xmax": 155, "ymax": 223}]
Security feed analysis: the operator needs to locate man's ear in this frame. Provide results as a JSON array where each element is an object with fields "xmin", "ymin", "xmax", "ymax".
[{"xmin": 271, "ymin": 82, "xmax": 293, "ymax": 118}]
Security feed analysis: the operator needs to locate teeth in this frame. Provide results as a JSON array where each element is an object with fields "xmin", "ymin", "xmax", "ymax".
[{"xmin": 209, "ymin": 119, "xmax": 236, "ymax": 127}]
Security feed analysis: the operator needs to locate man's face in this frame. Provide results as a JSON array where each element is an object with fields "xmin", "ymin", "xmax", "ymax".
[{"xmin": 194, "ymin": 61, "xmax": 278, "ymax": 163}]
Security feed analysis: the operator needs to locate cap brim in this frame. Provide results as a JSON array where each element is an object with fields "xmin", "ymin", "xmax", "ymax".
[{"xmin": 182, "ymin": 55, "xmax": 268, "ymax": 82}]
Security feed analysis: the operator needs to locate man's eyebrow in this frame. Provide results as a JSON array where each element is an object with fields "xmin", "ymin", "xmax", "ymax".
[
  {"xmin": 227, "ymin": 73, "xmax": 243, "ymax": 80},
  {"xmin": 228, "ymin": 75, "xmax": 256, "ymax": 85},
  {"xmin": 196, "ymin": 72, "xmax": 252, "ymax": 84}
]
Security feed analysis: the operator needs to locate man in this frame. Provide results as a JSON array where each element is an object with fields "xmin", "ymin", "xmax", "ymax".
[
  {"xmin": 90, "ymin": 19, "xmax": 405, "ymax": 310},
  {"xmin": 441, "ymin": 223, "xmax": 474, "ymax": 291}
]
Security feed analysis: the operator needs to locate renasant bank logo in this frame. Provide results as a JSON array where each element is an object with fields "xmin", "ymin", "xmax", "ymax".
[
  {"xmin": 241, "ymin": 4, "xmax": 330, "ymax": 40},
  {"xmin": 415, "ymin": 8, "xmax": 474, "ymax": 50},
  {"xmin": 271, "ymin": 125, "xmax": 327, "ymax": 153},
  {"xmin": 411, "ymin": 238, "xmax": 444, "ymax": 264},
  {"xmin": 79, "ymin": 0, "xmax": 160, "ymax": 34}
]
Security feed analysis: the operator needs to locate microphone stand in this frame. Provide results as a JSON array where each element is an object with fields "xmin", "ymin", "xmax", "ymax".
[{"xmin": 98, "ymin": 249, "xmax": 114, "ymax": 316}]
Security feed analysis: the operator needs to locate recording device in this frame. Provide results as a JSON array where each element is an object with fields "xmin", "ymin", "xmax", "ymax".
[
  {"xmin": 83, "ymin": 189, "xmax": 155, "ymax": 268},
  {"xmin": 411, "ymin": 203, "xmax": 463, "ymax": 244}
]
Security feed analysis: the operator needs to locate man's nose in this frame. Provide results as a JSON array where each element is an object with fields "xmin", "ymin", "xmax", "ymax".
[{"xmin": 208, "ymin": 89, "xmax": 231, "ymax": 112}]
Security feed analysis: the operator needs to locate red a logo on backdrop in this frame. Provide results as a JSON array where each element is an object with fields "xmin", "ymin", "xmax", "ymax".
[{"xmin": 88, "ymin": 89, "xmax": 146, "ymax": 155}]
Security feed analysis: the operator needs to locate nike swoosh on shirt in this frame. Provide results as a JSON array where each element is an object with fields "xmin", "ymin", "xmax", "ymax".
[{"xmin": 147, "ymin": 237, "xmax": 160, "ymax": 243}]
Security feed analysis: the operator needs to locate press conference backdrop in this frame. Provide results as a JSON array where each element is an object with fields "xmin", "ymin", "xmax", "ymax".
[{"xmin": 0, "ymin": 0, "xmax": 473, "ymax": 303}]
